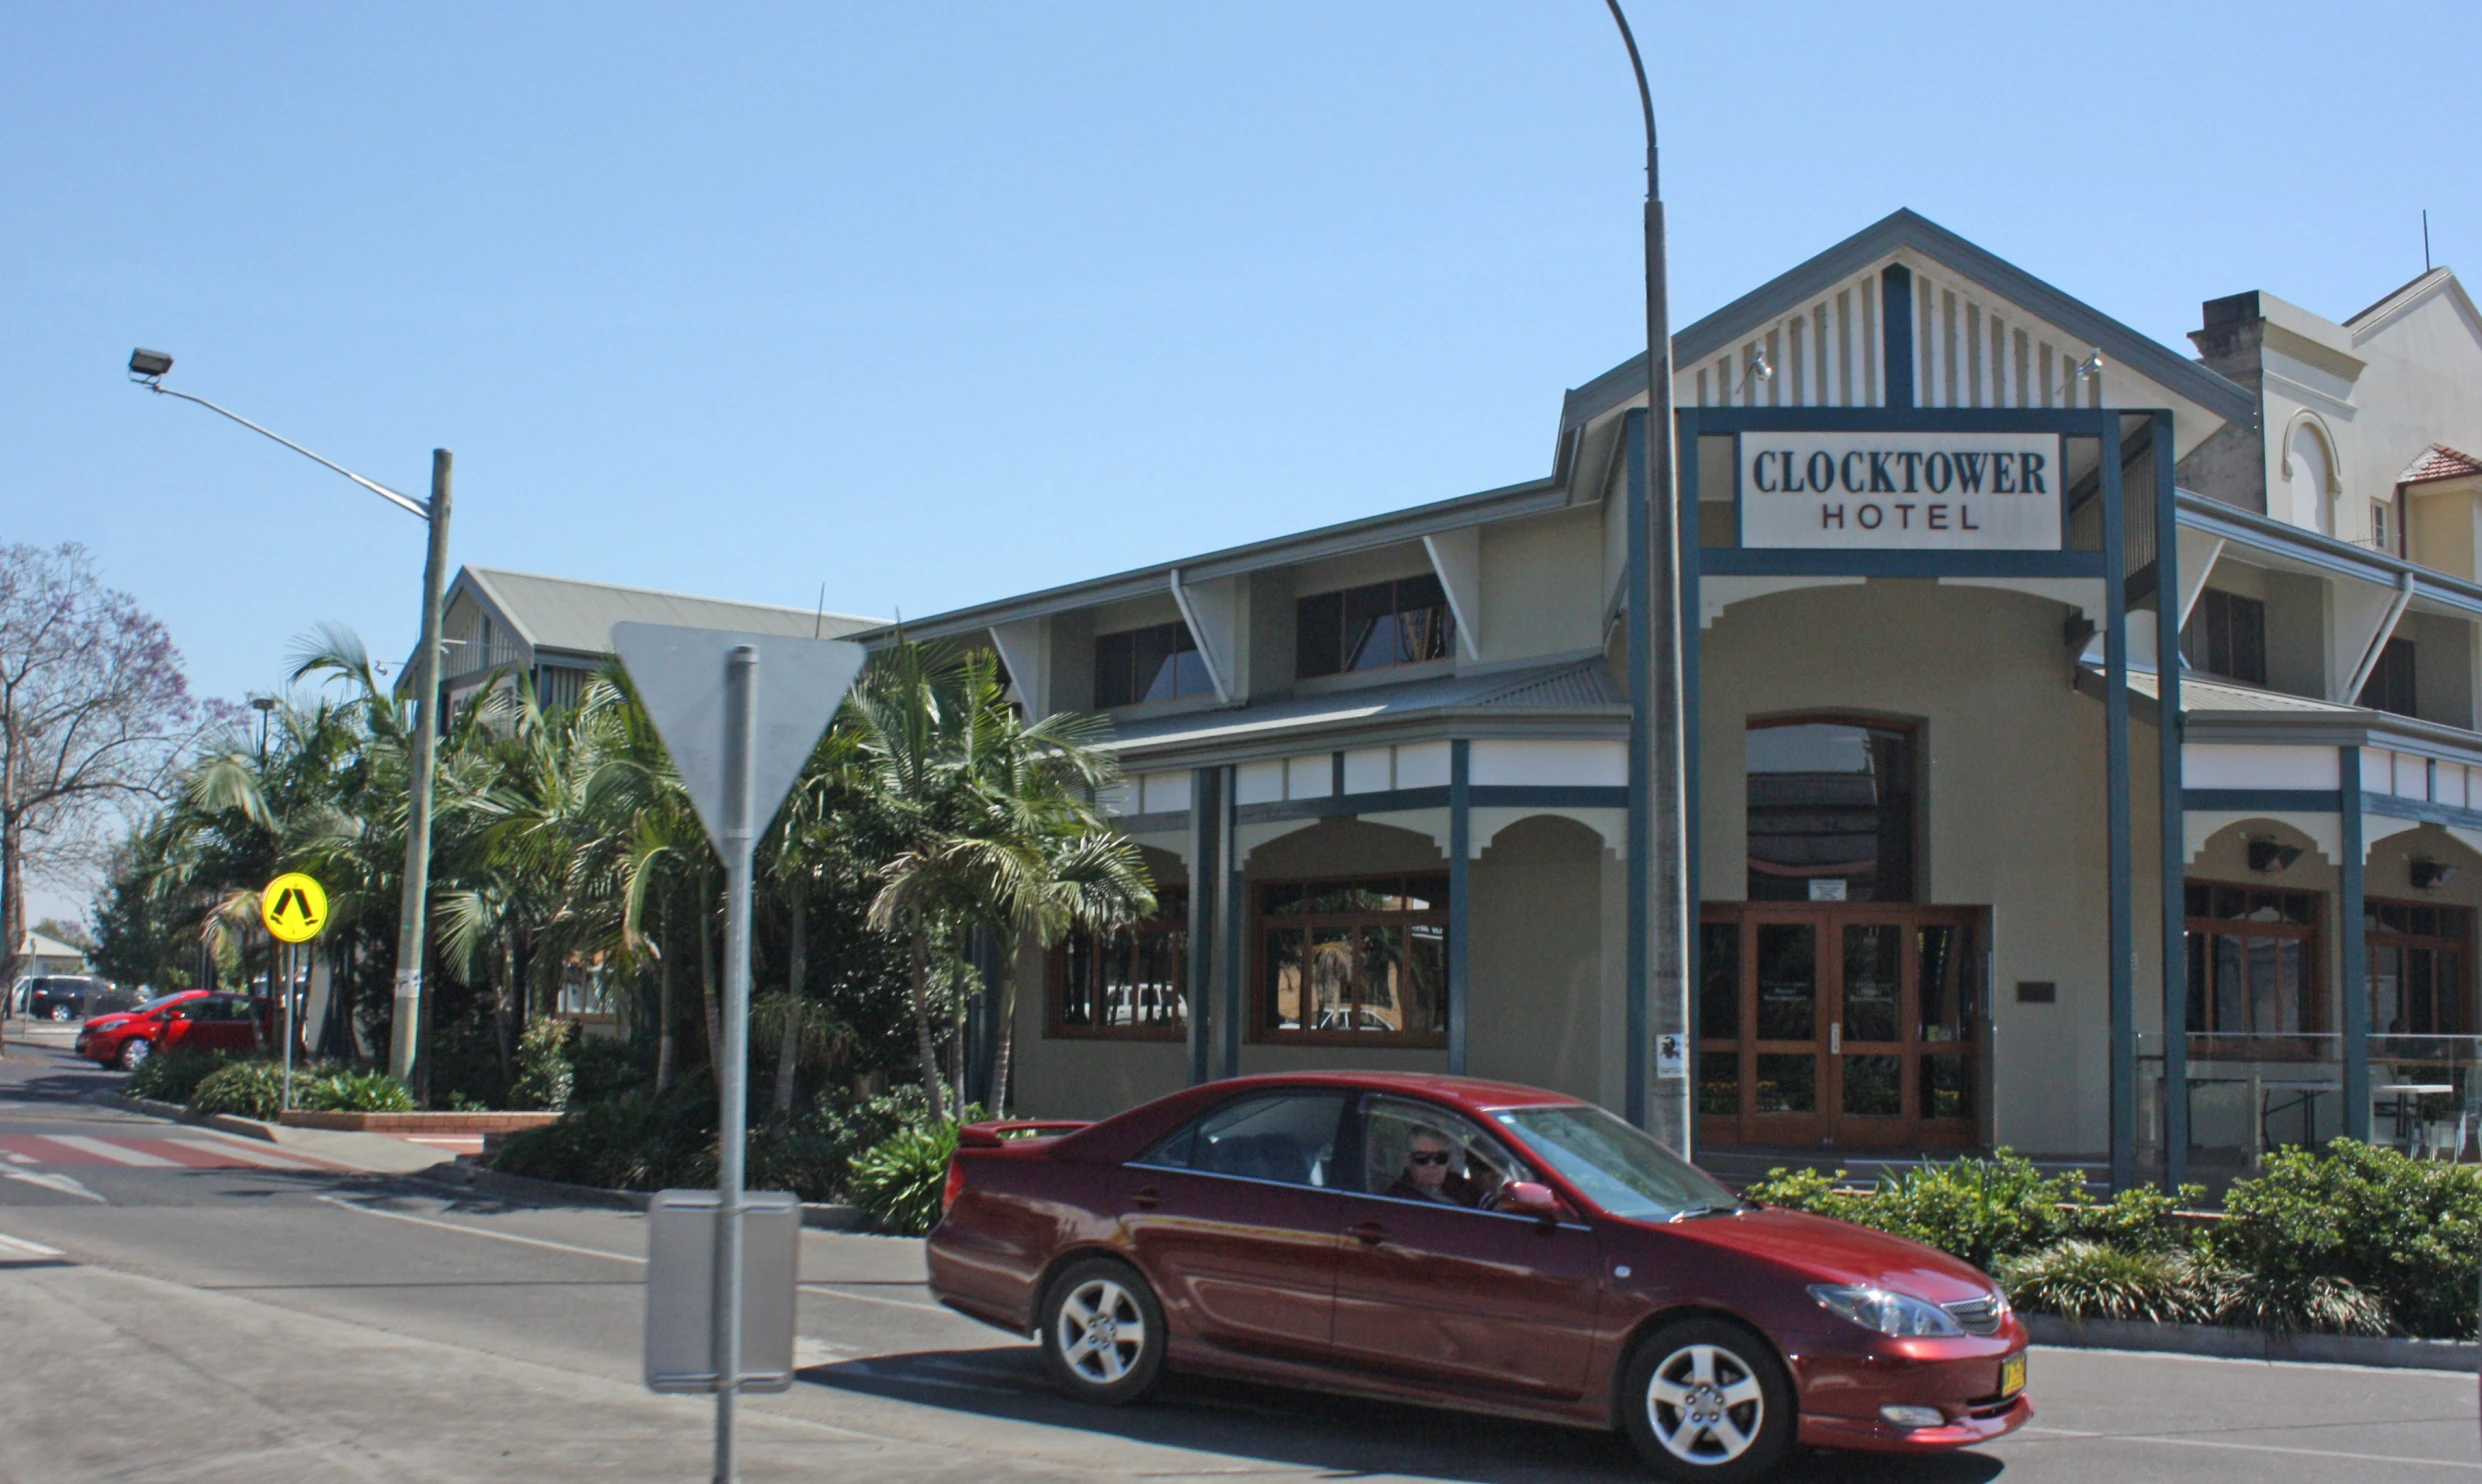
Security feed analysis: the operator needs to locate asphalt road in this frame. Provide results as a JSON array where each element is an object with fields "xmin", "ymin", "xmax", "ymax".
[{"xmin": 1, "ymin": 1032, "xmax": 2474, "ymax": 1483}]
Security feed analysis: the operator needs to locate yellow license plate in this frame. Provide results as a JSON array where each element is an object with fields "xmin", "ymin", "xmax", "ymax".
[{"xmin": 2000, "ymin": 1354, "xmax": 2026, "ymax": 1396}]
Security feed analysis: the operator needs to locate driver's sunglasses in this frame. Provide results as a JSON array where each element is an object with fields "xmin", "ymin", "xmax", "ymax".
[{"xmin": 1408, "ymin": 1151, "xmax": 1451, "ymax": 1166}]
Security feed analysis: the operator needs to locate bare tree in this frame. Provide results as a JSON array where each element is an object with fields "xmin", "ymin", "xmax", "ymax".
[{"xmin": 0, "ymin": 545, "xmax": 196, "ymax": 1036}]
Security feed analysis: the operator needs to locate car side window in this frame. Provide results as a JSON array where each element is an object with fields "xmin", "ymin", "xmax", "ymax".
[
  {"xmin": 1357, "ymin": 1095, "xmax": 1528, "ymax": 1210},
  {"xmin": 1134, "ymin": 1091, "xmax": 1346, "ymax": 1189}
]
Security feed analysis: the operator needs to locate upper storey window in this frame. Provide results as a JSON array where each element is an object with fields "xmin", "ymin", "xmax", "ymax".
[
  {"xmin": 2181, "ymin": 589, "xmax": 2267, "ymax": 687},
  {"xmin": 1296, "ymin": 574, "xmax": 1454, "ymax": 680},
  {"xmin": 1094, "ymin": 621, "xmax": 1212, "ymax": 708}
]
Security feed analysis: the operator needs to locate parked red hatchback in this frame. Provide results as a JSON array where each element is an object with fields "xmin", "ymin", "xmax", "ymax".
[
  {"xmin": 76, "ymin": 991, "xmax": 264, "ymax": 1070},
  {"xmin": 928, "ymin": 1073, "xmax": 2028, "ymax": 1481}
]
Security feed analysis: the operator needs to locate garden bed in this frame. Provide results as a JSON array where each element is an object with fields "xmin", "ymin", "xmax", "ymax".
[{"xmin": 279, "ymin": 1109, "xmax": 563, "ymax": 1134}]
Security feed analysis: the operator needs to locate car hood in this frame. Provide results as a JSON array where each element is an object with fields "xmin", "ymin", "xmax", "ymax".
[{"xmin": 1661, "ymin": 1206, "xmax": 1996, "ymax": 1303}]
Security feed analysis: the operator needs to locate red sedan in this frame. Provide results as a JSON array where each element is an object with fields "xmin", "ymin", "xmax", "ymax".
[
  {"xmin": 75, "ymin": 991, "xmax": 265, "ymax": 1070},
  {"xmin": 928, "ymin": 1073, "xmax": 2027, "ymax": 1481}
]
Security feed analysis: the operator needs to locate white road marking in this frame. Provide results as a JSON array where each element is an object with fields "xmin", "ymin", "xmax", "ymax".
[
  {"xmin": 315, "ymin": 1196, "xmax": 954, "ymax": 1312},
  {"xmin": 0, "ymin": 1230, "xmax": 65, "ymax": 1258},
  {"xmin": 42, "ymin": 1134, "xmax": 180, "ymax": 1167},
  {"xmin": 3, "ymin": 1169, "xmax": 104, "ymax": 1202},
  {"xmin": 2020, "ymin": 1425, "xmax": 2482, "ymax": 1471},
  {"xmin": 316, "ymin": 1194, "xmax": 645, "ymax": 1262},
  {"xmin": 164, "ymin": 1136, "xmax": 326, "ymax": 1169}
]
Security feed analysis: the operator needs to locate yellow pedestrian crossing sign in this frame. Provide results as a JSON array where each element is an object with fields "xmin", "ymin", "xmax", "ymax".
[{"xmin": 260, "ymin": 873, "xmax": 329, "ymax": 944}]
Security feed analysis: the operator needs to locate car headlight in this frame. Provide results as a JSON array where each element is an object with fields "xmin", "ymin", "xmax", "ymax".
[{"xmin": 1808, "ymin": 1284, "xmax": 1965, "ymax": 1337}]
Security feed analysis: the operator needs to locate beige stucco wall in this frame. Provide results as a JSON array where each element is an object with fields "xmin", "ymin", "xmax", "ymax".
[
  {"xmin": 1478, "ymin": 507, "xmax": 1603, "ymax": 665},
  {"xmin": 1698, "ymin": 579, "xmax": 2122, "ymax": 1156}
]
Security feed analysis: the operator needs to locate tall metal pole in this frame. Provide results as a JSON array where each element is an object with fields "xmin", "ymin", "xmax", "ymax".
[
  {"xmin": 1606, "ymin": 0, "xmax": 1693, "ymax": 1152},
  {"xmin": 389, "ymin": 452, "xmax": 453, "ymax": 1086},
  {"xmin": 712, "ymin": 644, "xmax": 759, "ymax": 1484}
]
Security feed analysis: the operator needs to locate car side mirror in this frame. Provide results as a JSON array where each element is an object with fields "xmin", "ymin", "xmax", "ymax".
[{"xmin": 1503, "ymin": 1181, "xmax": 1560, "ymax": 1221}]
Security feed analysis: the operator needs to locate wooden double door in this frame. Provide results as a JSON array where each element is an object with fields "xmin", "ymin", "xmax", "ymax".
[{"xmin": 1697, "ymin": 905, "xmax": 1984, "ymax": 1148}]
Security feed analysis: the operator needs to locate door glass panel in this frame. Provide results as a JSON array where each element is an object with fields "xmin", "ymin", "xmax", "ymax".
[
  {"xmin": 1842, "ymin": 925, "xmax": 1901, "ymax": 1042},
  {"xmin": 1699, "ymin": 922, "xmax": 1740, "ymax": 1038},
  {"xmin": 1754, "ymin": 1053, "xmax": 1816, "ymax": 1113},
  {"xmin": 1842, "ymin": 1054, "xmax": 1902, "ymax": 1117},
  {"xmin": 1921, "ymin": 1053, "xmax": 1974, "ymax": 1122},
  {"xmin": 1137, "ymin": 1092, "xmax": 1347, "ymax": 1187},
  {"xmin": 1755, "ymin": 924, "xmax": 1816, "ymax": 1040},
  {"xmin": 1698, "ymin": 1052, "xmax": 1739, "ymax": 1116}
]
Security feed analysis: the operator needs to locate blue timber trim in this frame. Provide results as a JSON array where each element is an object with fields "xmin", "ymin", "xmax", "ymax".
[
  {"xmin": 1449, "ymin": 740, "xmax": 1471, "ymax": 1076},
  {"xmin": 1186, "ymin": 766, "xmax": 1219, "ymax": 1087},
  {"xmin": 1679, "ymin": 410, "xmax": 1706, "ymax": 1127},
  {"xmin": 2340, "ymin": 747, "xmax": 2370, "ymax": 1142},
  {"xmin": 2153, "ymin": 412, "xmax": 2189, "ymax": 1193},
  {"xmin": 1701, "ymin": 550, "xmax": 2107, "ymax": 579},
  {"xmin": 2104, "ymin": 416, "xmax": 2136, "ymax": 1194},
  {"xmin": 2183, "ymin": 788, "xmax": 2343, "ymax": 813},
  {"xmin": 1220, "ymin": 765, "xmax": 1242, "ymax": 1081},
  {"xmin": 1881, "ymin": 264, "xmax": 1914, "ymax": 409},
  {"xmin": 1228, "ymin": 784, "xmax": 1628, "ymax": 828},
  {"xmin": 1625, "ymin": 409, "xmax": 1653, "ymax": 1128}
]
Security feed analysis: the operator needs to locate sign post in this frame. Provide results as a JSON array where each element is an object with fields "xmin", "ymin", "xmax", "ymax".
[
  {"xmin": 610, "ymin": 622, "xmax": 865, "ymax": 1484},
  {"xmin": 260, "ymin": 872, "xmax": 329, "ymax": 1112}
]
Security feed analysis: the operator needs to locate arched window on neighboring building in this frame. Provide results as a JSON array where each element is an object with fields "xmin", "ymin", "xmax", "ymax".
[{"xmin": 2285, "ymin": 419, "xmax": 2338, "ymax": 537}]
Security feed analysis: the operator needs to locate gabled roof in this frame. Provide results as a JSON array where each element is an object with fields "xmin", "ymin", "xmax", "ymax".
[
  {"xmin": 456, "ymin": 567, "xmax": 883, "ymax": 659},
  {"xmin": 2399, "ymin": 444, "xmax": 2482, "ymax": 487},
  {"xmin": 1561, "ymin": 208, "xmax": 2257, "ymax": 431}
]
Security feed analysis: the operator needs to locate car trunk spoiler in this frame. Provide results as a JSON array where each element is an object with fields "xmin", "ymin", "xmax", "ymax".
[{"xmin": 958, "ymin": 1119, "xmax": 1091, "ymax": 1147}]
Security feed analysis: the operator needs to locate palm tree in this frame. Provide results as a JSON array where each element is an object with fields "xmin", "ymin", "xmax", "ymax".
[{"xmin": 847, "ymin": 639, "xmax": 1151, "ymax": 1122}]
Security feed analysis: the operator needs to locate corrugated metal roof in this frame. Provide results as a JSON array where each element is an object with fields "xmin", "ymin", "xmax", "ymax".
[
  {"xmin": 464, "ymin": 568, "xmax": 883, "ymax": 657},
  {"xmin": 2122, "ymin": 669, "xmax": 2361, "ymax": 715},
  {"xmin": 1103, "ymin": 658, "xmax": 1625, "ymax": 755}
]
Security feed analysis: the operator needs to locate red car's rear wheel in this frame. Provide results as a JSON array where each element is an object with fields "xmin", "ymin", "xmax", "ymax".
[
  {"xmin": 1038, "ymin": 1257, "xmax": 1164, "ymax": 1405},
  {"xmin": 1621, "ymin": 1318, "xmax": 1794, "ymax": 1481}
]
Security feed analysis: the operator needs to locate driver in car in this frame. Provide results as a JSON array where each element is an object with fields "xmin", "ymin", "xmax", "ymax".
[{"xmin": 1386, "ymin": 1129, "xmax": 1489, "ymax": 1208}]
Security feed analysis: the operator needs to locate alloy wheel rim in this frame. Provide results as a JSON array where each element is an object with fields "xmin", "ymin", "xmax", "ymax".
[
  {"xmin": 126, "ymin": 1041, "xmax": 150, "ymax": 1065},
  {"xmin": 1646, "ymin": 1343, "xmax": 1765, "ymax": 1465},
  {"xmin": 1056, "ymin": 1277, "xmax": 1145, "ymax": 1385}
]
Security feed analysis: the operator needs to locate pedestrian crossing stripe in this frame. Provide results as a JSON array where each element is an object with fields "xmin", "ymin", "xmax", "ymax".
[{"xmin": 0, "ymin": 1134, "xmax": 341, "ymax": 1171}]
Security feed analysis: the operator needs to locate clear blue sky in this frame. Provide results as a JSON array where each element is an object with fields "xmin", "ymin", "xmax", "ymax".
[{"xmin": 4, "ymin": 3, "xmax": 2473, "ymax": 744}]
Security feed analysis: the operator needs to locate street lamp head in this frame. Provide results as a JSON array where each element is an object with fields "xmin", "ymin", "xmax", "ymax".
[
  {"xmin": 250, "ymin": 696, "xmax": 279, "ymax": 714},
  {"xmin": 128, "ymin": 347, "xmax": 174, "ymax": 381}
]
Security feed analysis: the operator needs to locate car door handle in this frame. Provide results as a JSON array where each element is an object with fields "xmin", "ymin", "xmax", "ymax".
[
  {"xmin": 1346, "ymin": 1221, "xmax": 1388, "ymax": 1246},
  {"xmin": 1131, "ymin": 1186, "xmax": 1162, "ymax": 1210}
]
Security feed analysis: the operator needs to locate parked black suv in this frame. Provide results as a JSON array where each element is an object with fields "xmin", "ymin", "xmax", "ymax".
[{"xmin": 17, "ymin": 976, "xmax": 136, "ymax": 1022}]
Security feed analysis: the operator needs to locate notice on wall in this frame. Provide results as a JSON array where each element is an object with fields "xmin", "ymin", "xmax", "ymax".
[{"xmin": 1738, "ymin": 431, "xmax": 2064, "ymax": 550}]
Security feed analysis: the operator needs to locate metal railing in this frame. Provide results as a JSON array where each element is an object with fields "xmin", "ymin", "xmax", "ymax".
[{"xmin": 2135, "ymin": 1031, "xmax": 2482, "ymax": 1166}]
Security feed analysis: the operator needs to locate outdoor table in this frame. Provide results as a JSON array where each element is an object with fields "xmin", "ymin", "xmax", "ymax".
[{"xmin": 2374, "ymin": 1083, "xmax": 2456, "ymax": 1152}]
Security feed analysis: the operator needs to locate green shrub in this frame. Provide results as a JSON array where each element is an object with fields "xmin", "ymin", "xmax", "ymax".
[
  {"xmin": 2192, "ymin": 1260, "xmax": 2392, "ymax": 1336},
  {"xmin": 565, "ymin": 1034, "xmax": 646, "ymax": 1105},
  {"xmin": 189, "ymin": 1060, "xmax": 290, "ymax": 1120},
  {"xmin": 1997, "ymin": 1240, "xmax": 2207, "ymax": 1324},
  {"xmin": 1746, "ymin": 1149, "xmax": 2094, "ymax": 1271},
  {"xmin": 493, "ymin": 1081, "xmax": 720, "ymax": 1192},
  {"xmin": 2213, "ymin": 1140, "xmax": 2481, "ymax": 1338},
  {"xmin": 295, "ymin": 1069, "xmax": 416, "ymax": 1114},
  {"xmin": 509, "ymin": 1017, "xmax": 575, "ymax": 1112},
  {"xmin": 126, "ymin": 1045, "xmax": 231, "ymax": 1104},
  {"xmin": 847, "ymin": 1120, "xmax": 961, "ymax": 1235}
]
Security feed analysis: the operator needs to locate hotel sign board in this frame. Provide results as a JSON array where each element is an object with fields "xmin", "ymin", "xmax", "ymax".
[{"xmin": 1738, "ymin": 431, "xmax": 2064, "ymax": 550}]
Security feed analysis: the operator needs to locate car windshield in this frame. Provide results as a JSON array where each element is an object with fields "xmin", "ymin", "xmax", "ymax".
[
  {"xmin": 1494, "ymin": 1104, "xmax": 1741, "ymax": 1222},
  {"xmin": 133, "ymin": 994, "xmax": 190, "ymax": 1016}
]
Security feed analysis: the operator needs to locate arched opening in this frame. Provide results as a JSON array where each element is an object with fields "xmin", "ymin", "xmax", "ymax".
[{"xmin": 2285, "ymin": 418, "xmax": 2338, "ymax": 537}]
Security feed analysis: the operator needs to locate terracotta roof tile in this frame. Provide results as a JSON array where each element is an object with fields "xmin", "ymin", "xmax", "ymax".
[{"xmin": 2400, "ymin": 444, "xmax": 2482, "ymax": 486}]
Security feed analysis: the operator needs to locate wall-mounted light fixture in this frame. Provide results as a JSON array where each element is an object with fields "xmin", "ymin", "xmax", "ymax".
[
  {"xmin": 1738, "ymin": 349, "xmax": 1775, "ymax": 396},
  {"xmin": 2074, "ymin": 350, "xmax": 2105, "ymax": 382},
  {"xmin": 2248, "ymin": 838, "xmax": 2305, "ymax": 874},
  {"xmin": 2411, "ymin": 858, "xmax": 2460, "ymax": 890}
]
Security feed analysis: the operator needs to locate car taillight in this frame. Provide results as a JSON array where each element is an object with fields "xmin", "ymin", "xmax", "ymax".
[{"xmin": 942, "ymin": 1156, "xmax": 966, "ymax": 1213}]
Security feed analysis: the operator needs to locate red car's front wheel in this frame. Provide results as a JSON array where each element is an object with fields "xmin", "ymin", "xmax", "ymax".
[
  {"xmin": 117, "ymin": 1038, "xmax": 152, "ymax": 1071},
  {"xmin": 1621, "ymin": 1319, "xmax": 1795, "ymax": 1481}
]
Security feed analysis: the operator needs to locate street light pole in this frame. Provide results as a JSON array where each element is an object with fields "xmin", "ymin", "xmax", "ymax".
[
  {"xmin": 128, "ymin": 350, "xmax": 452, "ymax": 1089},
  {"xmin": 1603, "ymin": 2, "xmax": 1694, "ymax": 1154}
]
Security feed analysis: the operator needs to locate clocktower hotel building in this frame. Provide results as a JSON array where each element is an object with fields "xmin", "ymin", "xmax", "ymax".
[{"xmin": 864, "ymin": 210, "xmax": 2482, "ymax": 1186}]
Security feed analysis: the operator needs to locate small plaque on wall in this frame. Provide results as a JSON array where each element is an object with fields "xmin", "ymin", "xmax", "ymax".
[
  {"xmin": 1808, "ymin": 879, "xmax": 1847, "ymax": 902},
  {"xmin": 2015, "ymin": 981, "xmax": 2057, "ymax": 1004}
]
